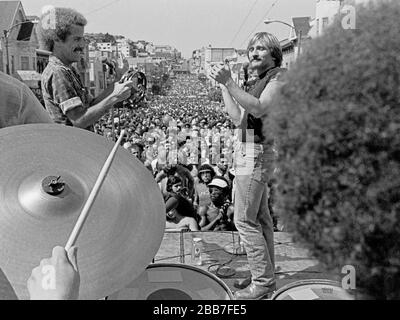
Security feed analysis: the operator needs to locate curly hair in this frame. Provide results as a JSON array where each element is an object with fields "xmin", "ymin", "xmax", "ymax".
[
  {"xmin": 37, "ymin": 7, "xmax": 87, "ymax": 52},
  {"xmin": 166, "ymin": 175, "xmax": 182, "ymax": 193}
]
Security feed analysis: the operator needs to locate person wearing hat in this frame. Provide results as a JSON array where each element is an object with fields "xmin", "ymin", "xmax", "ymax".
[
  {"xmin": 193, "ymin": 164, "xmax": 215, "ymax": 211},
  {"xmin": 198, "ymin": 176, "xmax": 235, "ymax": 232}
]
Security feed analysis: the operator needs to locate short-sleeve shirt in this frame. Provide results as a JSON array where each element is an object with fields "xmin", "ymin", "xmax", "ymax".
[
  {"xmin": 0, "ymin": 71, "xmax": 53, "ymax": 128},
  {"xmin": 41, "ymin": 56, "xmax": 93, "ymax": 130}
]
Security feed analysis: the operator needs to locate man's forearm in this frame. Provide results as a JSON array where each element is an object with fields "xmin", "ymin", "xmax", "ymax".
[
  {"xmin": 221, "ymin": 86, "xmax": 242, "ymax": 124},
  {"xmin": 90, "ymin": 83, "xmax": 116, "ymax": 106},
  {"xmin": 224, "ymin": 78, "xmax": 264, "ymax": 117},
  {"xmin": 70, "ymin": 95, "xmax": 117, "ymax": 128}
]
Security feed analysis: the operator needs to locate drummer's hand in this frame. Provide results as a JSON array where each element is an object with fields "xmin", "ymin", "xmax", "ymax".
[
  {"xmin": 27, "ymin": 246, "xmax": 80, "ymax": 300},
  {"xmin": 111, "ymin": 80, "xmax": 134, "ymax": 103}
]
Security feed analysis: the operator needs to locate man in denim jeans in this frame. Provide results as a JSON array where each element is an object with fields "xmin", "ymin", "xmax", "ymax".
[{"xmin": 210, "ymin": 32, "xmax": 285, "ymax": 299}]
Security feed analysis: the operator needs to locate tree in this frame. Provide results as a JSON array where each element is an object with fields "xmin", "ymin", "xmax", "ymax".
[
  {"xmin": 266, "ymin": 1, "xmax": 400, "ymax": 300},
  {"xmin": 103, "ymin": 33, "xmax": 116, "ymax": 44}
]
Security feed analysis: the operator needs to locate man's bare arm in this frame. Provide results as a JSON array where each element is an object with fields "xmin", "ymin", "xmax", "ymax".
[
  {"xmin": 220, "ymin": 85, "xmax": 243, "ymax": 125},
  {"xmin": 223, "ymin": 78, "xmax": 282, "ymax": 118},
  {"xmin": 66, "ymin": 80, "xmax": 133, "ymax": 128},
  {"xmin": 210, "ymin": 63, "xmax": 283, "ymax": 118}
]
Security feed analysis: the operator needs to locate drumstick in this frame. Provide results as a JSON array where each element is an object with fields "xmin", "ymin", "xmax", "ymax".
[{"xmin": 65, "ymin": 130, "xmax": 126, "ymax": 250}]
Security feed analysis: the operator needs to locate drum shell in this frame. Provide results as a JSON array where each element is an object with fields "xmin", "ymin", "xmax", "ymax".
[
  {"xmin": 107, "ymin": 263, "xmax": 234, "ymax": 300},
  {"xmin": 271, "ymin": 279, "xmax": 355, "ymax": 300}
]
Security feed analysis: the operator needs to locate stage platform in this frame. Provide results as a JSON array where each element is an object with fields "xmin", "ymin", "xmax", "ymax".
[{"xmin": 153, "ymin": 231, "xmax": 340, "ymax": 299}]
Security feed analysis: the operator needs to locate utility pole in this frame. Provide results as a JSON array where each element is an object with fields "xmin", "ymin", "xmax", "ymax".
[
  {"xmin": 297, "ymin": 30, "xmax": 302, "ymax": 58},
  {"xmin": 4, "ymin": 30, "xmax": 10, "ymax": 75}
]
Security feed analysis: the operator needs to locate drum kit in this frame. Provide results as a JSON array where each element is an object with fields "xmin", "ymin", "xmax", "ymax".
[
  {"xmin": 0, "ymin": 124, "xmax": 355, "ymax": 300},
  {"xmin": 0, "ymin": 124, "xmax": 165, "ymax": 300}
]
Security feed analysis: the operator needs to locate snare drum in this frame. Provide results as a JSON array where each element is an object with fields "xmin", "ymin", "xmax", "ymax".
[
  {"xmin": 271, "ymin": 279, "xmax": 355, "ymax": 300},
  {"xmin": 107, "ymin": 263, "xmax": 234, "ymax": 300}
]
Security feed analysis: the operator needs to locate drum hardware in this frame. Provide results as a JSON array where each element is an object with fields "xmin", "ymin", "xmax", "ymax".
[
  {"xmin": 42, "ymin": 176, "xmax": 65, "ymax": 196},
  {"xmin": 0, "ymin": 124, "xmax": 166, "ymax": 300},
  {"xmin": 271, "ymin": 279, "xmax": 355, "ymax": 300},
  {"xmin": 107, "ymin": 264, "xmax": 234, "ymax": 300},
  {"xmin": 109, "ymin": 70, "xmax": 148, "ymax": 141},
  {"xmin": 223, "ymin": 232, "xmax": 246, "ymax": 256},
  {"xmin": 117, "ymin": 70, "xmax": 147, "ymax": 108}
]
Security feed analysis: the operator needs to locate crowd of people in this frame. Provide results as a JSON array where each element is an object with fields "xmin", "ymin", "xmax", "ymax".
[
  {"xmin": 91, "ymin": 73, "xmax": 278, "ymax": 233},
  {"xmin": 1, "ymin": 1, "xmax": 398, "ymax": 301},
  {"xmin": 1, "ymin": 5, "xmax": 283, "ymax": 300}
]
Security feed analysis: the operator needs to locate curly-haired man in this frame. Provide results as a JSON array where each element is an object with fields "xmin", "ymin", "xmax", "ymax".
[{"xmin": 37, "ymin": 7, "xmax": 133, "ymax": 130}]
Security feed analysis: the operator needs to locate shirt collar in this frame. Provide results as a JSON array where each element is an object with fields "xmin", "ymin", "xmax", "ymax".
[{"xmin": 49, "ymin": 55, "xmax": 71, "ymax": 68}]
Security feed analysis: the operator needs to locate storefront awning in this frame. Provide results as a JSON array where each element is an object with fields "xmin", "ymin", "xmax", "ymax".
[{"xmin": 16, "ymin": 70, "xmax": 41, "ymax": 82}]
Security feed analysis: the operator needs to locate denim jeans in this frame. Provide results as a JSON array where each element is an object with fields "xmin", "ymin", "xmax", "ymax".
[{"xmin": 233, "ymin": 141, "xmax": 275, "ymax": 287}]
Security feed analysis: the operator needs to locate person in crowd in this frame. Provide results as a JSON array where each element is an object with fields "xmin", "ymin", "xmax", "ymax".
[
  {"xmin": 193, "ymin": 164, "xmax": 215, "ymax": 211},
  {"xmin": 198, "ymin": 177, "xmax": 235, "ymax": 231},
  {"xmin": 164, "ymin": 176, "xmax": 199, "ymax": 231},
  {"xmin": 213, "ymin": 157, "xmax": 232, "ymax": 193},
  {"xmin": 37, "ymin": 7, "xmax": 134, "ymax": 130},
  {"xmin": 210, "ymin": 32, "xmax": 286, "ymax": 299},
  {"xmin": 155, "ymin": 164, "xmax": 195, "ymax": 201}
]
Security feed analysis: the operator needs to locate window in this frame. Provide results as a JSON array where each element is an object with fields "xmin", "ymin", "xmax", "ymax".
[
  {"xmin": 11, "ymin": 56, "xmax": 15, "ymax": 73},
  {"xmin": 32, "ymin": 57, "xmax": 37, "ymax": 71},
  {"xmin": 322, "ymin": 17, "xmax": 329, "ymax": 30},
  {"xmin": 21, "ymin": 56, "xmax": 29, "ymax": 70},
  {"xmin": 98, "ymin": 72, "xmax": 104, "ymax": 89}
]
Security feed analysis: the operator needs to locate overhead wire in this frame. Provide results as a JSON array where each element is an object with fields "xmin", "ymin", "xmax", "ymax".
[
  {"xmin": 239, "ymin": 0, "xmax": 280, "ymax": 49},
  {"xmin": 85, "ymin": 0, "xmax": 123, "ymax": 16},
  {"xmin": 229, "ymin": 0, "xmax": 260, "ymax": 47}
]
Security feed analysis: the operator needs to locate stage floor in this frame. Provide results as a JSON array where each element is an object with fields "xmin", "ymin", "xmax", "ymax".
[{"xmin": 153, "ymin": 231, "xmax": 340, "ymax": 299}]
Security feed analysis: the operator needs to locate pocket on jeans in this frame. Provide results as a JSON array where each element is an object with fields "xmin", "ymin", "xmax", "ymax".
[{"xmin": 235, "ymin": 153, "xmax": 256, "ymax": 177}]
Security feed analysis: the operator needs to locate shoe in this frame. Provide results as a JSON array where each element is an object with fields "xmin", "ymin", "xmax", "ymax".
[
  {"xmin": 234, "ymin": 276, "xmax": 252, "ymax": 289},
  {"xmin": 234, "ymin": 282, "xmax": 276, "ymax": 300}
]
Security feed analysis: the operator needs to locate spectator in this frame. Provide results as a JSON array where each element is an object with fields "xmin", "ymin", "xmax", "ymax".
[
  {"xmin": 198, "ymin": 177, "xmax": 235, "ymax": 231},
  {"xmin": 164, "ymin": 176, "xmax": 199, "ymax": 231}
]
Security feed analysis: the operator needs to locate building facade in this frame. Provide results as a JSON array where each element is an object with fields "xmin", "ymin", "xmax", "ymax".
[{"xmin": 0, "ymin": 1, "xmax": 40, "ymax": 85}]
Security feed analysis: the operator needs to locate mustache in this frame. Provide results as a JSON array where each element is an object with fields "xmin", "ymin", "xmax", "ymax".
[{"xmin": 74, "ymin": 48, "xmax": 84, "ymax": 52}]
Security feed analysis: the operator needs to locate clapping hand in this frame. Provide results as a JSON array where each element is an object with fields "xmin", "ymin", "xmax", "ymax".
[{"xmin": 209, "ymin": 62, "xmax": 232, "ymax": 86}]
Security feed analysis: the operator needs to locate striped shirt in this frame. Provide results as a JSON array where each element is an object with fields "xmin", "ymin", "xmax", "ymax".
[{"xmin": 41, "ymin": 56, "xmax": 93, "ymax": 130}]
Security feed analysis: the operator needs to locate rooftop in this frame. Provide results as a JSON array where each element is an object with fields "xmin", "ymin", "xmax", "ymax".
[{"xmin": 0, "ymin": 1, "xmax": 21, "ymax": 33}]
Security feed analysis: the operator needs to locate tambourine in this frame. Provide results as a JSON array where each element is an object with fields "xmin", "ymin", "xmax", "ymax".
[{"xmin": 116, "ymin": 70, "xmax": 147, "ymax": 108}]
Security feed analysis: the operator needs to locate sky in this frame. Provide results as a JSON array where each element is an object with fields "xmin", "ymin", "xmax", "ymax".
[{"xmin": 21, "ymin": 0, "xmax": 317, "ymax": 58}]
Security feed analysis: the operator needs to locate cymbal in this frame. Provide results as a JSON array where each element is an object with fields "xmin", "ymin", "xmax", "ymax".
[{"xmin": 0, "ymin": 124, "xmax": 166, "ymax": 300}]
